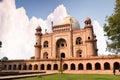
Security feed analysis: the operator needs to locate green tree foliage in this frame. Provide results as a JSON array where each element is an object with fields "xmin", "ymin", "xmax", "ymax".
[
  {"xmin": 0, "ymin": 41, "xmax": 2, "ymax": 47},
  {"xmin": 1, "ymin": 56, "xmax": 8, "ymax": 61},
  {"xmin": 31, "ymin": 56, "xmax": 35, "ymax": 59},
  {"xmin": 104, "ymin": 0, "xmax": 120, "ymax": 54}
]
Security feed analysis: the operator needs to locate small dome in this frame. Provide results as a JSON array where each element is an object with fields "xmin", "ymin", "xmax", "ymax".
[
  {"xmin": 84, "ymin": 17, "xmax": 91, "ymax": 24},
  {"xmin": 36, "ymin": 26, "xmax": 42, "ymax": 31},
  {"xmin": 59, "ymin": 16, "xmax": 80, "ymax": 30}
]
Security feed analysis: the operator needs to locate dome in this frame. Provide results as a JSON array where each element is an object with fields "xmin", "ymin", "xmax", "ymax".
[
  {"xmin": 59, "ymin": 16, "xmax": 80, "ymax": 30},
  {"xmin": 84, "ymin": 17, "xmax": 91, "ymax": 24},
  {"xmin": 36, "ymin": 26, "xmax": 42, "ymax": 31}
]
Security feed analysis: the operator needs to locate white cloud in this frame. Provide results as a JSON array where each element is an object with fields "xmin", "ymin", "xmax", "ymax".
[
  {"xmin": 0, "ymin": 0, "xmax": 112, "ymax": 59},
  {"xmin": 92, "ymin": 20, "xmax": 113, "ymax": 55},
  {"xmin": 0, "ymin": 0, "xmax": 68, "ymax": 59}
]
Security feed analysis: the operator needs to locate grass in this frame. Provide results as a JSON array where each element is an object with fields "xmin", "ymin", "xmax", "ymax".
[{"xmin": 15, "ymin": 74, "xmax": 120, "ymax": 80}]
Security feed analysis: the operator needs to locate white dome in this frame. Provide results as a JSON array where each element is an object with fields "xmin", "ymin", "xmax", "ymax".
[{"xmin": 59, "ymin": 16, "xmax": 80, "ymax": 30}]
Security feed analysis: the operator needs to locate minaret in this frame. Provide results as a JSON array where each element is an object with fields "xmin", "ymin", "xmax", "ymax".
[
  {"xmin": 84, "ymin": 17, "xmax": 97, "ymax": 56},
  {"xmin": 34, "ymin": 26, "xmax": 42, "ymax": 59}
]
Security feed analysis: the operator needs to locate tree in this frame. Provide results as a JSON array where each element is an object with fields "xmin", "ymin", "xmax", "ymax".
[
  {"xmin": 103, "ymin": 0, "xmax": 120, "ymax": 54},
  {"xmin": 0, "ymin": 41, "xmax": 2, "ymax": 48},
  {"xmin": 31, "ymin": 56, "xmax": 35, "ymax": 59},
  {"xmin": 1, "ymin": 56, "xmax": 8, "ymax": 61}
]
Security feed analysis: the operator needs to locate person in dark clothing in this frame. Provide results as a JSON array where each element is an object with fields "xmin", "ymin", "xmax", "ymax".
[{"xmin": 113, "ymin": 68, "xmax": 116, "ymax": 75}]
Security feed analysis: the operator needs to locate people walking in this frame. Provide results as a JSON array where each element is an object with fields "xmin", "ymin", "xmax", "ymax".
[{"xmin": 113, "ymin": 68, "xmax": 116, "ymax": 75}]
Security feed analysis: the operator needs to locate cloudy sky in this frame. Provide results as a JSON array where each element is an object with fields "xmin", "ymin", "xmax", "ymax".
[{"xmin": 0, "ymin": 0, "xmax": 115, "ymax": 59}]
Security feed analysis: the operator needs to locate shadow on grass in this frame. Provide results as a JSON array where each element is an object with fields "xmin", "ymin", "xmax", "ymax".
[{"xmin": 37, "ymin": 75, "xmax": 43, "ymax": 78}]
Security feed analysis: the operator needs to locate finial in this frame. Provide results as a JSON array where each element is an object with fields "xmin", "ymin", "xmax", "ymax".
[
  {"xmin": 70, "ymin": 18, "xmax": 73, "ymax": 24},
  {"xmin": 45, "ymin": 29, "xmax": 47, "ymax": 34},
  {"xmin": 36, "ymin": 26, "xmax": 42, "ymax": 32},
  {"xmin": 51, "ymin": 21, "xmax": 53, "ymax": 26}
]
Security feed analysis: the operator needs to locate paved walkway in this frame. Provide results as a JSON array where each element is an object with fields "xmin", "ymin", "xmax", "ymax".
[
  {"xmin": 0, "ymin": 72, "xmax": 56, "ymax": 80},
  {"xmin": 0, "ymin": 71, "xmax": 120, "ymax": 80}
]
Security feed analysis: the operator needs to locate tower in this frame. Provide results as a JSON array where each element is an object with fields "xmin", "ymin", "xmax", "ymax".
[
  {"xmin": 34, "ymin": 26, "xmax": 42, "ymax": 59},
  {"xmin": 84, "ymin": 17, "xmax": 97, "ymax": 56}
]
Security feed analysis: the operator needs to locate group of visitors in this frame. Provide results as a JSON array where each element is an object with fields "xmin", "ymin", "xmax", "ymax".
[{"xmin": 113, "ymin": 68, "xmax": 120, "ymax": 75}]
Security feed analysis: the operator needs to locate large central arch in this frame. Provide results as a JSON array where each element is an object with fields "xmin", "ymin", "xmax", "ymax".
[{"xmin": 56, "ymin": 38, "xmax": 67, "ymax": 58}]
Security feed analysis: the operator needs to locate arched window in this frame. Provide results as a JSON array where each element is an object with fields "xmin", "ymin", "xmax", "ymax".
[
  {"xmin": 86, "ymin": 63, "xmax": 92, "ymax": 70},
  {"xmin": 53, "ymin": 64, "xmax": 58, "ymax": 70},
  {"xmin": 40, "ymin": 64, "xmax": 44, "ymax": 70},
  {"xmin": 104, "ymin": 62, "xmax": 110, "ymax": 70},
  {"xmin": 56, "ymin": 39, "xmax": 67, "ymax": 49},
  {"xmin": 76, "ymin": 37, "xmax": 82, "ymax": 45},
  {"xmin": 13, "ymin": 64, "xmax": 16, "ymax": 70},
  {"xmin": 61, "ymin": 53, "xmax": 65, "ymax": 58},
  {"xmin": 95, "ymin": 63, "xmax": 101, "ymax": 70},
  {"xmin": 34, "ymin": 64, "xmax": 38, "ymax": 70},
  {"xmin": 4, "ymin": 65, "xmax": 7, "ymax": 70},
  {"xmin": 43, "ymin": 41, "xmax": 48, "ymax": 48},
  {"xmin": 63, "ymin": 63, "xmax": 68, "ymax": 70},
  {"xmin": 8, "ymin": 65, "xmax": 12, "ymax": 70},
  {"xmin": 76, "ymin": 50, "xmax": 82, "ymax": 57},
  {"xmin": 78, "ymin": 63, "xmax": 83, "ymax": 70},
  {"xmin": 29, "ymin": 64, "xmax": 32, "ymax": 70},
  {"xmin": 23, "ymin": 64, "xmax": 27, "ymax": 70},
  {"xmin": 18, "ymin": 64, "xmax": 22, "ymax": 70},
  {"xmin": 71, "ymin": 63, "xmax": 75, "ymax": 70},
  {"xmin": 114, "ymin": 62, "xmax": 120, "ymax": 69},
  {"xmin": 47, "ymin": 64, "xmax": 51, "ymax": 70},
  {"xmin": 43, "ymin": 52, "xmax": 48, "ymax": 59}
]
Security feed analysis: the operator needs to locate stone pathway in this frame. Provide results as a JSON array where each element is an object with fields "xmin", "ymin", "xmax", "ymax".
[{"xmin": 0, "ymin": 72, "xmax": 56, "ymax": 80}]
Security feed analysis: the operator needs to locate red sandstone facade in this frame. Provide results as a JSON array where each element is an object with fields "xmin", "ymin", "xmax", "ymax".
[{"xmin": 0, "ymin": 16, "xmax": 120, "ymax": 74}]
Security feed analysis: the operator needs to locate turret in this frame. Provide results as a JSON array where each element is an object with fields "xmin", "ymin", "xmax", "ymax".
[
  {"xmin": 84, "ymin": 17, "xmax": 97, "ymax": 56},
  {"xmin": 34, "ymin": 26, "xmax": 42, "ymax": 59}
]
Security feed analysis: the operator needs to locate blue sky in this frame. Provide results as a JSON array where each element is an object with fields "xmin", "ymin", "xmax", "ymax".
[
  {"xmin": 0, "ymin": 0, "xmax": 115, "ymax": 59},
  {"xmin": 16, "ymin": 0, "xmax": 115, "ymax": 27}
]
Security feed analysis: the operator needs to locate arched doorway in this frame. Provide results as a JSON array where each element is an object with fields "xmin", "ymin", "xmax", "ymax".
[
  {"xmin": 95, "ymin": 63, "xmax": 101, "ymax": 70},
  {"xmin": 18, "ymin": 64, "xmax": 22, "ymax": 70},
  {"xmin": 104, "ymin": 62, "xmax": 110, "ymax": 70},
  {"xmin": 78, "ymin": 63, "xmax": 83, "ymax": 70},
  {"xmin": 61, "ymin": 53, "xmax": 65, "ymax": 58},
  {"xmin": 34, "ymin": 64, "xmax": 38, "ymax": 70},
  {"xmin": 40, "ymin": 64, "xmax": 44, "ymax": 70},
  {"xmin": 114, "ymin": 62, "xmax": 120, "ymax": 69},
  {"xmin": 71, "ymin": 63, "xmax": 75, "ymax": 70},
  {"xmin": 56, "ymin": 38, "xmax": 67, "ymax": 58},
  {"xmin": 53, "ymin": 64, "xmax": 58, "ymax": 70},
  {"xmin": 86, "ymin": 63, "xmax": 92, "ymax": 70},
  {"xmin": 23, "ymin": 64, "xmax": 27, "ymax": 70},
  {"xmin": 13, "ymin": 64, "xmax": 16, "ymax": 70},
  {"xmin": 29, "ymin": 64, "xmax": 32, "ymax": 70},
  {"xmin": 8, "ymin": 65, "xmax": 12, "ymax": 70},
  {"xmin": 4, "ymin": 65, "xmax": 7, "ymax": 70},
  {"xmin": 47, "ymin": 64, "xmax": 51, "ymax": 70},
  {"xmin": 63, "ymin": 63, "xmax": 68, "ymax": 70}
]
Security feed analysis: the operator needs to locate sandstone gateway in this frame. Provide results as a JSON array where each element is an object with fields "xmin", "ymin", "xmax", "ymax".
[{"xmin": 1, "ymin": 16, "xmax": 120, "ymax": 74}]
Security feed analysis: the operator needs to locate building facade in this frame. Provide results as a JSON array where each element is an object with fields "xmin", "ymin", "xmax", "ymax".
[
  {"xmin": 1, "ymin": 16, "xmax": 120, "ymax": 74},
  {"xmin": 34, "ymin": 16, "xmax": 97, "ymax": 59}
]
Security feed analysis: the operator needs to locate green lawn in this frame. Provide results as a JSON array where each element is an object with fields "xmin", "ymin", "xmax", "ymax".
[{"xmin": 16, "ymin": 74, "xmax": 120, "ymax": 80}]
